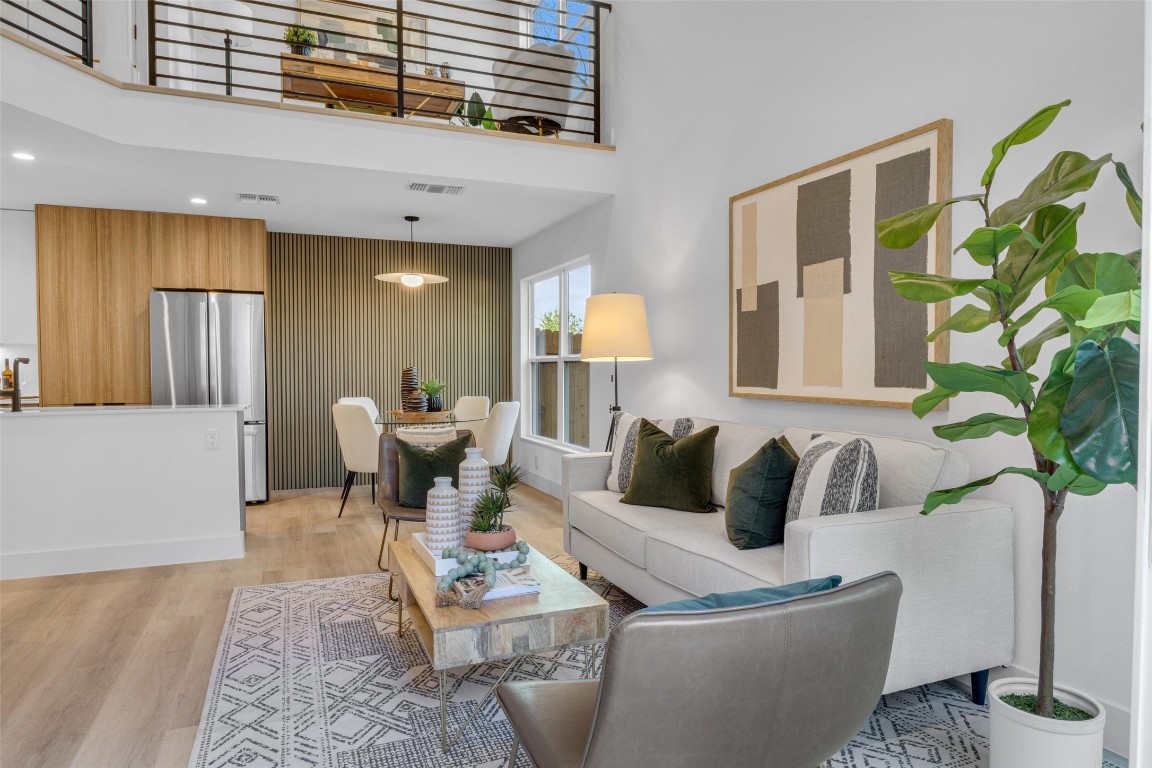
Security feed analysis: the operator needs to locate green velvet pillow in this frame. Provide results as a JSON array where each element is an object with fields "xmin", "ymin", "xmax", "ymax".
[
  {"xmin": 620, "ymin": 419, "xmax": 719, "ymax": 513},
  {"xmin": 396, "ymin": 433, "xmax": 471, "ymax": 508},
  {"xmin": 725, "ymin": 437, "xmax": 799, "ymax": 550}
]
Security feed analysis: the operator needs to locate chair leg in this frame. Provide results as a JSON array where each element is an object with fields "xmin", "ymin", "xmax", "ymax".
[
  {"xmin": 971, "ymin": 669, "xmax": 990, "ymax": 705},
  {"xmin": 371, "ymin": 473, "xmax": 376, "ymax": 504},
  {"xmin": 387, "ymin": 520, "xmax": 403, "ymax": 600},
  {"xmin": 378, "ymin": 516, "xmax": 392, "ymax": 571},
  {"xmin": 578, "ymin": 562, "xmax": 588, "ymax": 581},
  {"xmin": 338, "ymin": 471, "xmax": 355, "ymax": 517},
  {"xmin": 507, "ymin": 734, "xmax": 520, "ymax": 767}
]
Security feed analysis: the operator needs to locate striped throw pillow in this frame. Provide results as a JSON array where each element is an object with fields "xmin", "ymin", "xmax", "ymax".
[{"xmin": 786, "ymin": 435, "xmax": 879, "ymax": 523}]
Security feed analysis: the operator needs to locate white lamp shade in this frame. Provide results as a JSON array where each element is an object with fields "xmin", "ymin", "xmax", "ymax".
[
  {"xmin": 195, "ymin": 1, "xmax": 254, "ymax": 45},
  {"xmin": 581, "ymin": 293, "xmax": 653, "ymax": 361}
]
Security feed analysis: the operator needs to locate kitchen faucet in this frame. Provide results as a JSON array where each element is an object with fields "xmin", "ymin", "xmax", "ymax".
[{"xmin": 7, "ymin": 358, "xmax": 29, "ymax": 412}]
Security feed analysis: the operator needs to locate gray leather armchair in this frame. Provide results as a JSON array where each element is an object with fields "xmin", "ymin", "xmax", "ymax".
[{"xmin": 497, "ymin": 572, "xmax": 902, "ymax": 768}]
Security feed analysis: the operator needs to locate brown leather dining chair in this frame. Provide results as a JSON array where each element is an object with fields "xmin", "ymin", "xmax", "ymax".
[
  {"xmin": 497, "ymin": 572, "xmax": 902, "ymax": 768},
  {"xmin": 375, "ymin": 430, "xmax": 474, "ymax": 596}
]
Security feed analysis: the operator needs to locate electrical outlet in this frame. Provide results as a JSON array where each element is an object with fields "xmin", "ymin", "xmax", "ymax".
[
  {"xmin": 534, "ymin": 455, "xmax": 540, "ymax": 470},
  {"xmin": 205, "ymin": 428, "xmax": 220, "ymax": 450}
]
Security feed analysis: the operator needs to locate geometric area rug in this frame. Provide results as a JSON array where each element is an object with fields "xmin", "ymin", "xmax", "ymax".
[{"xmin": 188, "ymin": 564, "xmax": 1126, "ymax": 768}]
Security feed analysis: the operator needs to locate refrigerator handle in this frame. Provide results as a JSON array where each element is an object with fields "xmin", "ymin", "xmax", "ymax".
[{"xmin": 210, "ymin": 298, "xmax": 222, "ymax": 406}]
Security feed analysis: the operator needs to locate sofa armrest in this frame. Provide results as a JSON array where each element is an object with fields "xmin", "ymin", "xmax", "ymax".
[
  {"xmin": 562, "ymin": 452, "xmax": 612, "ymax": 552},
  {"xmin": 784, "ymin": 497, "xmax": 1015, "ymax": 691}
]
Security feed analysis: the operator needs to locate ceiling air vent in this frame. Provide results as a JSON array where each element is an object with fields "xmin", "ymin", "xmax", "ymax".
[
  {"xmin": 408, "ymin": 182, "xmax": 465, "ymax": 195},
  {"xmin": 236, "ymin": 193, "xmax": 281, "ymax": 206}
]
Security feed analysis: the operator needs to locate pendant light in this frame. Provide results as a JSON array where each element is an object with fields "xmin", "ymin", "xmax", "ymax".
[{"xmin": 375, "ymin": 215, "xmax": 448, "ymax": 287}]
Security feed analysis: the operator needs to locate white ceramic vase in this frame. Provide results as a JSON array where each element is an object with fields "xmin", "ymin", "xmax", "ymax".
[
  {"xmin": 987, "ymin": 677, "xmax": 1105, "ymax": 768},
  {"xmin": 425, "ymin": 476, "xmax": 461, "ymax": 554},
  {"xmin": 457, "ymin": 447, "xmax": 489, "ymax": 540}
]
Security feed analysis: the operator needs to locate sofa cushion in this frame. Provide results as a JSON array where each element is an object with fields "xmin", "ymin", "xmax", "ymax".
[
  {"xmin": 638, "ymin": 575, "xmax": 842, "ymax": 614},
  {"xmin": 725, "ymin": 436, "xmax": 799, "ymax": 549},
  {"xmin": 784, "ymin": 427, "xmax": 968, "ymax": 508},
  {"xmin": 646, "ymin": 515, "xmax": 787, "ymax": 594},
  {"xmin": 569, "ymin": 489, "xmax": 718, "ymax": 568},
  {"xmin": 622, "ymin": 420, "xmax": 720, "ymax": 513}
]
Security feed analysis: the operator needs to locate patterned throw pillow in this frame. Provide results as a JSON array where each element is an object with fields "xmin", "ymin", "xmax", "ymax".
[
  {"xmin": 606, "ymin": 413, "xmax": 703, "ymax": 494},
  {"xmin": 785, "ymin": 435, "xmax": 879, "ymax": 523}
]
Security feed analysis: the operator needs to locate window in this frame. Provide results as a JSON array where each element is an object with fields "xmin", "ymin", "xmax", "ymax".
[
  {"xmin": 526, "ymin": 0, "xmax": 593, "ymax": 93},
  {"xmin": 526, "ymin": 261, "xmax": 591, "ymax": 448}
]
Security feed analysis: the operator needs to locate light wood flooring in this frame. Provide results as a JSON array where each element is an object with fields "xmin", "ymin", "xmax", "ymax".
[{"xmin": 0, "ymin": 483, "xmax": 566, "ymax": 768}]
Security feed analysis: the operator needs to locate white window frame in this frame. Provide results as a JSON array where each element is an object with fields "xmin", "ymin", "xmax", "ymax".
[{"xmin": 522, "ymin": 257, "xmax": 591, "ymax": 451}]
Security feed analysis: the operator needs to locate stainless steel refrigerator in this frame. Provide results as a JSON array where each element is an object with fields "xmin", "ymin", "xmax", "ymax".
[{"xmin": 150, "ymin": 290, "xmax": 268, "ymax": 502}]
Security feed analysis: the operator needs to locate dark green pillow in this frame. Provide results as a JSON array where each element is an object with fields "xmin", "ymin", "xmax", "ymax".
[
  {"xmin": 621, "ymin": 419, "xmax": 719, "ymax": 513},
  {"xmin": 725, "ymin": 437, "xmax": 799, "ymax": 550},
  {"xmin": 396, "ymin": 433, "xmax": 471, "ymax": 508}
]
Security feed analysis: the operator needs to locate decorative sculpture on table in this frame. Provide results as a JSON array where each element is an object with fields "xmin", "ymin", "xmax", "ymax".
[{"xmin": 400, "ymin": 366, "xmax": 420, "ymax": 411}]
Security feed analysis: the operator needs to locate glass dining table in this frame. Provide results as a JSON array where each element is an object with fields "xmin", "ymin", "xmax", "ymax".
[{"xmin": 375, "ymin": 411, "xmax": 484, "ymax": 431}]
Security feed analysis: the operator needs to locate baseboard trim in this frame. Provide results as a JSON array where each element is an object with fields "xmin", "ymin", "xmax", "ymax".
[
  {"xmin": 952, "ymin": 666, "xmax": 1130, "ymax": 758},
  {"xmin": 522, "ymin": 470, "xmax": 562, "ymax": 499},
  {"xmin": 0, "ymin": 533, "xmax": 246, "ymax": 580}
]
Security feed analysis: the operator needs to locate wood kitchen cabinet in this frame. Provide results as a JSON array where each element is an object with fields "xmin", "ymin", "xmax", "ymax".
[
  {"xmin": 36, "ymin": 206, "xmax": 102, "ymax": 405},
  {"xmin": 208, "ymin": 217, "xmax": 267, "ymax": 292},
  {"xmin": 98, "ymin": 209, "xmax": 153, "ymax": 405},
  {"xmin": 36, "ymin": 205, "xmax": 267, "ymax": 406},
  {"xmin": 150, "ymin": 213, "xmax": 210, "ymax": 290}
]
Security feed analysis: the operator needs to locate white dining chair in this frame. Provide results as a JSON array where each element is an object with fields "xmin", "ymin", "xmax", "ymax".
[
  {"xmin": 475, "ymin": 401, "xmax": 520, "ymax": 466},
  {"xmin": 491, "ymin": 43, "xmax": 578, "ymax": 135},
  {"xmin": 331, "ymin": 403, "xmax": 379, "ymax": 516},
  {"xmin": 453, "ymin": 395, "xmax": 490, "ymax": 423},
  {"xmin": 338, "ymin": 396, "xmax": 382, "ymax": 434}
]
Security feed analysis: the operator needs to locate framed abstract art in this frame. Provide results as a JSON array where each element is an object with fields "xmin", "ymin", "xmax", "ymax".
[{"xmin": 729, "ymin": 120, "xmax": 954, "ymax": 408}]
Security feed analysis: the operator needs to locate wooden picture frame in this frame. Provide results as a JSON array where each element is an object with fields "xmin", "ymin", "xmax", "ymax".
[
  {"xmin": 299, "ymin": 0, "xmax": 428, "ymax": 64},
  {"xmin": 729, "ymin": 119, "xmax": 953, "ymax": 409}
]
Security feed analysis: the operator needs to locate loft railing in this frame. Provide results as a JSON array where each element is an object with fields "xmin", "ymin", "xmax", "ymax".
[
  {"xmin": 1, "ymin": 0, "xmax": 91, "ymax": 65},
  {"xmin": 148, "ymin": 0, "xmax": 609, "ymax": 143}
]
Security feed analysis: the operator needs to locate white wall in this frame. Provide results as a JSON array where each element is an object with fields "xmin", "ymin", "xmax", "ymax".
[
  {"xmin": 0, "ymin": 406, "xmax": 246, "ymax": 578},
  {"xmin": 512, "ymin": 0, "xmax": 1145, "ymax": 754},
  {"xmin": 0, "ymin": 208, "xmax": 39, "ymax": 396}
]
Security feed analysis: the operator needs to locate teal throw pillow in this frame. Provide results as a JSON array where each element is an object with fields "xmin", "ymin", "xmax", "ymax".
[
  {"xmin": 396, "ymin": 432, "xmax": 471, "ymax": 508},
  {"xmin": 725, "ymin": 436, "xmax": 799, "ymax": 550},
  {"xmin": 620, "ymin": 419, "xmax": 719, "ymax": 513},
  {"xmin": 638, "ymin": 576, "xmax": 843, "ymax": 614}
]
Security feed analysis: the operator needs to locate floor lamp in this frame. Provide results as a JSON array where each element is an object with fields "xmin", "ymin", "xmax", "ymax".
[
  {"xmin": 580, "ymin": 293, "xmax": 653, "ymax": 452},
  {"xmin": 195, "ymin": 1, "xmax": 254, "ymax": 97}
]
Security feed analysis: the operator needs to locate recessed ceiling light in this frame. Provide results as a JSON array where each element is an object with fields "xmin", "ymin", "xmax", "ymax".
[
  {"xmin": 190, "ymin": 197, "xmax": 208, "ymax": 205},
  {"xmin": 12, "ymin": 152, "xmax": 35, "ymax": 161}
]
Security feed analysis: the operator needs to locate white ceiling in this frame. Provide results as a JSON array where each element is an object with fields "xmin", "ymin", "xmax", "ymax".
[{"xmin": 0, "ymin": 104, "xmax": 610, "ymax": 246}]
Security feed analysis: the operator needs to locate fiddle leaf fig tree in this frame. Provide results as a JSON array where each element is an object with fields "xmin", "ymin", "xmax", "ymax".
[{"xmin": 876, "ymin": 100, "xmax": 1142, "ymax": 719}]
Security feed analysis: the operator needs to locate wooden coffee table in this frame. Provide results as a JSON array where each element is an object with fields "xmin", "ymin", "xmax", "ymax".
[{"xmin": 388, "ymin": 540, "xmax": 609, "ymax": 752}]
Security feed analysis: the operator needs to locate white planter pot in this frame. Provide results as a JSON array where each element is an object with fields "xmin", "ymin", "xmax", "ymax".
[{"xmin": 988, "ymin": 677, "xmax": 1105, "ymax": 768}]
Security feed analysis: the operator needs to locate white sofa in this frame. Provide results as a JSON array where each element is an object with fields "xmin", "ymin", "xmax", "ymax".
[{"xmin": 563, "ymin": 421, "xmax": 1015, "ymax": 697}]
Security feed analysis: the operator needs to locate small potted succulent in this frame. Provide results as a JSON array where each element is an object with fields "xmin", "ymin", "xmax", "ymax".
[
  {"xmin": 419, "ymin": 378, "xmax": 447, "ymax": 412},
  {"xmin": 464, "ymin": 464, "xmax": 524, "ymax": 551},
  {"xmin": 283, "ymin": 26, "xmax": 317, "ymax": 56}
]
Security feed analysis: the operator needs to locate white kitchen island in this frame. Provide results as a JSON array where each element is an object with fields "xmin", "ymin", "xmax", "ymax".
[{"xmin": 0, "ymin": 405, "xmax": 247, "ymax": 579}]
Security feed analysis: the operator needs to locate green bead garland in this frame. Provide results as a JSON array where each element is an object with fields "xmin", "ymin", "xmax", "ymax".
[{"xmin": 435, "ymin": 540, "xmax": 532, "ymax": 593}]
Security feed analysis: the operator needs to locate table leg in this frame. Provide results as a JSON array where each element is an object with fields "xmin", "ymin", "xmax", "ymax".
[
  {"xmin": 396, "ymin": 579, "xmax": 404, "ymax": 638},
  {"xmin": 438, "ymin": 660, "xmax": 517, "ymax": 753}
]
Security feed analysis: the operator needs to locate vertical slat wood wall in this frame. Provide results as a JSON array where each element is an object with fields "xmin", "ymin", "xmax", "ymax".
[{"xmin": 267, "ymin": 233, "xmax": 512, "ymax": 490}]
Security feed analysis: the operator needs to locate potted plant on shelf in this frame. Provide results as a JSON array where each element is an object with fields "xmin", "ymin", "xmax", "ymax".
[
  {"xmin": 283, "ymin": 26, "xmax": 317, "ymax": 56},
  {"xmin": 418, "ymin": 378, "xmax": 447, "ymax": 412},
  {"xmin": 465, "ymin": 464, "xmax": 524, "ymax": 551},
  {"xmin": 876, "ymin": 100, "xmax": 1141, "ymax": 768},
  {"xmin": 454, "ymin": 92, "xmax": 498, "ymax": 131}
]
